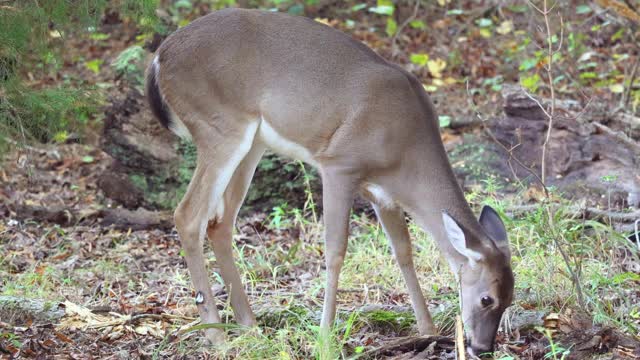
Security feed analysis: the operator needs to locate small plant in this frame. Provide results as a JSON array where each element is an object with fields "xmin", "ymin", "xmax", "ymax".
[
  {"xmin": 269, "ymin": 204, "xmax": 290, "ymax": 230},
  {"xmin": 539, "ymin": 328, "xmax": 571, "ymax": 360}
]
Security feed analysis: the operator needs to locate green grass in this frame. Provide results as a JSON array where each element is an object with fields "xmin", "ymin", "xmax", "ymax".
[
  {"xmin": 1, "ymin": 265, "xmax": 65, "ymax": 299},
  {"xmin": 187, "ymin": 193, "xmax": 638, "ymax": 359},
  {"xmin": 2, "ymin": 185, "xmax": 636, "ymax": 359}
]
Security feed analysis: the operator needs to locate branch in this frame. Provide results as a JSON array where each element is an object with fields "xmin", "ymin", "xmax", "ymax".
[
  {"xmin": 622, "ymin": 58, "xmax": 639, "ymax": 108},
  {"xmin": 593, "ymin": 122, "xmax": 640, "ymax": 155},
  {"xmin": 391, "ymin": 0, "xmax": 420, "ymax": 58}
]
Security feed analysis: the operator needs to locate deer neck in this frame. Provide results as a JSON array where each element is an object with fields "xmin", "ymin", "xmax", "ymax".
[{"xmin": 386, "ymin": 139, "xmax": 485, "ymax": 266}]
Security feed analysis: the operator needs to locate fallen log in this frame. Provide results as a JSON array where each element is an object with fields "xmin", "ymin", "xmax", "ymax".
[
  {"xmin": 11, "ymin": 203, "xmax": 174, "ymax": 231},
  {"xmin": 99, "ymin": 207, "xmax": 173, "ymax": 231},
  {"xmin": 0, "ymin": 296, "xmax": 65, "ymax": 325},
  {"xmin": 506, "ymin": 204, "xmax": 640, "ymax": 223}
]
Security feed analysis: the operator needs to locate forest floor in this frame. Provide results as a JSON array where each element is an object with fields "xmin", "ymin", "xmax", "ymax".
[
  {"xmin": 2, "ymin": 142, "xmax": 639, "ymax": 359},
  {"xmin": 2, "ymin": 1, "xmax": 640, "ymax": 359}
]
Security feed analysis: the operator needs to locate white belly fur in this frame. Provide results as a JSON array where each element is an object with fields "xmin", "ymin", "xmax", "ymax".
[
  {"xmin": 258, "ymin": 116, "xmax": 318, "ymax": 167},
  {"xmin": 365, "ymin": 183, "xmax": 395, "ymax": 209}
]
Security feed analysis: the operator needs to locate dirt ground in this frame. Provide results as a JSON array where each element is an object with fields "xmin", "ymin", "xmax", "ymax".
[{"xmin": 1, "ymin": 140, "xmax": 639, "ymax": 359}]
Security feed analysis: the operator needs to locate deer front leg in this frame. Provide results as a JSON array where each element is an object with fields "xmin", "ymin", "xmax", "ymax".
[
  {"xmin": 319, "ymin": 169, "xmax": 356, "ymax": 334},
  {"xmin": 371, "ymin": 203, "xmax": 437, "ymax": 335}
]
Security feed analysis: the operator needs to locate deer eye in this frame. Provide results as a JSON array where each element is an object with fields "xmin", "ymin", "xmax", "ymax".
[{"xmin": 481, "ymin": 296, "xmax": 494, "ymax": 307}]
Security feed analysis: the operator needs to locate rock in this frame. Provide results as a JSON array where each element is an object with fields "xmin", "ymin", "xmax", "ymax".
[{"xmin": 490, "ymin": 84, "xmax": 640, "ymax": 208}]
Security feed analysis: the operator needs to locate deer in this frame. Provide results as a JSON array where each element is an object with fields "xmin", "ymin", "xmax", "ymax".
[{"xmin": 145, "ymin": 8, "xmax": 514, "ymax": 356}]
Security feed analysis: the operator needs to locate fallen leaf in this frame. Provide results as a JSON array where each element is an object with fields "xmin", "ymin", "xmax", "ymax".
[
  {"xmin": 497, "ymin": 20, "xmax": 514, "ymax": 35},
  {"xmin": 54, "ymin": 331, "xmax": 74, "ymax": 344},
  {"xmin": 610, "ymin": 83, "xmax": 624, "ymax": 93},
  {"xmin": 544, "ymin": 312, "xmax": 560, "ymax": 330},
  {"xmin": 427, "ymin": 58, "xmax": 447, "ymax": 78}
]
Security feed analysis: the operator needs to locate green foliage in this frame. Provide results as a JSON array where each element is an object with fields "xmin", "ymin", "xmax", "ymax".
[
  {"xmin": 410, "ymin": 53, "xmax": 429, "ymax": 67},
  {"xmin": 112, "ymin": 45, "xmax": 147, "ymax": 86},
  {"xmin": 385, "ymin": 18, "xmax": 397, "ymax": 37},
  {"xmin": 369, "ymin": 0, "xmax": 394, "ymax": 16},
  {"xmin": 438, "ymin": 115, "xmax": 451, "ymax": 128},
  {"xmin": 521, "ymin": 73, "xmax": 541, "ymax": 92},
  {"xmin": 244, "ymin": 153, "xmax": 321, "ymax": 213},
  {"xmin": 482, "ymin": 75, "xmax": 504, "ymax": 92},
  {"xmin": 0, "ymin": 0, "xmax": 159, "ymax": 147},
  {"xmin": 540, "ymin": 328, "xmax": 571, "ymax": 360},
  {"xmin": 409, "ymin": 20, "xmax": 426, "ymax": 30},
  {"xmin": 362, "ymin": 309, "xmax": 415, "ymax": 333},
  {"xmin": 0, "ymin": 79, "xmax": 100, "ymax": 144},
  {"xmin": 85, "ymin": 59, "xmax": 104, "ymax": 74}
]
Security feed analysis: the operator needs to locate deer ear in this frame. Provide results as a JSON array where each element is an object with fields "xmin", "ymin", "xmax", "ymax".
[
  {"xmin": 479, "ymin": 205, "xmax": 509, "ymax": 255},
  {"xmin": 442, "ymin": 211, "xmax": 484, "ymax": 266}
]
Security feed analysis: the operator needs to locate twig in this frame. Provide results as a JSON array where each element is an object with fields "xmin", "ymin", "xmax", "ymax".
[
  {"xmin": 622, "ymin": 58, "xmax": 639, "ymax": 108},
  {"xmin": 356, "ymin": 335, "xmax": 453, "ymax": 359},
  {"xmin": 483, "ymin": 126, "xmax": 549, "ymax": 198},
  {"xmin": 529, "ymin": 0, "xmax": 586, "ymax": 308},
  {"xmin": 391, "ymin": 0, "xmax": 420, "ymax": 58},
  {"xmin": 635, "ymin": 219, "xmax": 639, "ymax": 252},
  {"xmin": 540, "ymin": 0, "xmax": 558, "ymax": 182},
  {"xmin": 455, "ymin": 315, "xmax": 466, "ymax": 360},
  {"xmin": 115, "ymin": 313, "xmax": 193, "ymax": 326}
]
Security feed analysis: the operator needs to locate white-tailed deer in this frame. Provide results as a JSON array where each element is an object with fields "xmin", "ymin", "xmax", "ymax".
[{"xmin": 146, "ymin": 8, "xmax": 514, "ymax": 356}]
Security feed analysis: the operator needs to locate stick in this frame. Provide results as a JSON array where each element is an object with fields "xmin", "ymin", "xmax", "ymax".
[
  {"xmin": 357, "ymin": 335, "xmax": 453, "ymax": 359},
  {"xmin": 622, "ymin": 58, "xmax": 639, "ymax": 108},
  {"xmin": 456, "ymin": 315, "xmax": 466, "ymax": 360},
  {"xmin": 391, "ymin": 0, "xmax": 420, "ymax": 58}
]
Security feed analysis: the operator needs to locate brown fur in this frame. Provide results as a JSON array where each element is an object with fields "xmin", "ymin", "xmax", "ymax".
[{"xmin": 148, "ymin": 8, "xmax": 514, "ymax": 353}]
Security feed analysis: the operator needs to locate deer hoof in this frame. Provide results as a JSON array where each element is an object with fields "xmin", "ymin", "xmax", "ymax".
[
  {"xmin": 204, "ymin": 328, "xmax": 226, "ymax": 345},
  {"xmin": 418, "ymin": 324, "xmax": 438, "ymax": 336}
]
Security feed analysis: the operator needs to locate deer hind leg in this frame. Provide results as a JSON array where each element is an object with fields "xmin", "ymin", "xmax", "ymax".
[
  {"xmin": 174, "ymin": 119, "xmax": 259, "ymax": 344},
  {"xmin": 369, "ymin": 201, "xmax": 437, "ymax": 335},
  {"xmin": 206, "ymin": 141, "xmax": 265, "ymax": 327}
]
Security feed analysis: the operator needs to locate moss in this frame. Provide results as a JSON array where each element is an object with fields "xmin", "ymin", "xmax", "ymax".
[
  {"xmin": 360, "ymin": 309, "xmax": 416, "ymax": 334},
  {"xmin": 244, "ymin": 153, "xmax": 321, "ymax": 214},
  {"xmin": 128, "ymin": 173, "xmax": 148, "ymax": 192},
  {"xmin": 42, "ymin": 301, "xmax": 54, "ymax": 312},
  {"xmin": 257, "ymin": 304, "xmax": 314, "ymax": 328},
  {"xmin": 126, "ymin": 140, "xmax": 323, "ymax": 212},
  {"xmin": 449, "ymin": 136, "xmax": 511, "ymax": 189}
]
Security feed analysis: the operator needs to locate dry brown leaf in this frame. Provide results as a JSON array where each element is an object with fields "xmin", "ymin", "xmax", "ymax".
[{"xmin": 596, "ymin": 0, "xmax": 640, "ymax": 23}]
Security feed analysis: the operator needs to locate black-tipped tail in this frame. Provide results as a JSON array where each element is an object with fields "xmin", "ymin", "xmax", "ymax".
[{"xmin": 146, "ymin": 59, "xmax": 172, "ymax": 130}]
